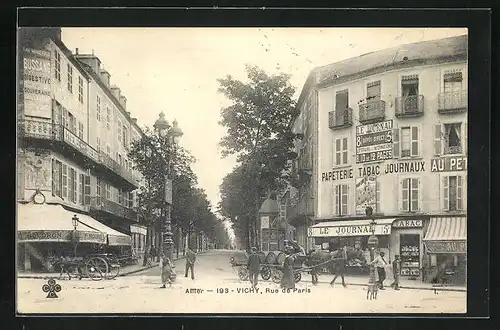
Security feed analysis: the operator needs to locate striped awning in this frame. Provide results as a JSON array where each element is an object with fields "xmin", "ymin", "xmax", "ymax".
[{"xmin": 423, "ymin": 217, "xmax": 467, "ymax": 241}]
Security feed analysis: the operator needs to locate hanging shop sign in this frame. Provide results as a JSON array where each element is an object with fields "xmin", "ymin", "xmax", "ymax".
[
  {"xmin": 21, "ymin": 47, "xmax": 52, "ymax": 119},
  {"xmin": 392, "ymin": 219, "xmax": 423, "ymax": 228},
  {"xmin": 425, "ymin": 240, "xmax": 466, "ymax": 253},
  {"xmin": 430, "ymin": 156, "xmax": 468, "ymax": 172},
  {"xmin": 356, "ymin": 120, "xmax": 393, "ymax": 164},
  {"xmin": 308, "ymin": 223, "xmax": 391, "ymax": 238}
]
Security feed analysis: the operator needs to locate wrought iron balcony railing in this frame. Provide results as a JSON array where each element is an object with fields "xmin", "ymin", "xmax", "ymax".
[
  {"xmin": 328, "ymin": 107, "xmax": 353, "ymax": 129},
  {"xmin": 438, "ymin": 90, "xmax": 468, "ymax": 113},
  {"xmin": 359, "ymin": 100, "xmax": 386, "ymax": 123},
  {"xmin": 395, "ymin": 95, "xmax": 424, "ymax": 118},
  {"xmin": 90, "ymin": 196, "xmax": 138, "ymax": 222}
]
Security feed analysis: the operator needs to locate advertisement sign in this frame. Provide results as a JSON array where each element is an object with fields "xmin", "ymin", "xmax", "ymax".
[
  {"xmin": 393, "ymin": 219, "xmax": 423, "ymax": 228},
  {"xmin": 356, "ymin": 120, "xmax": 393, "ymax": 164},
  {"xmin": 63, "ymin": 129, "xmax": 99, "ymax": 163},
  {"xmin": 400, "ymin": 244, "xmax": 420, "ymax": 276},
  {"xmin": 430, "ymin": 156, "xmax": 467, "ymax": 172},
  {"xmin": 355, "ymin": 175, "xmax": 377, "ymax": 214},
  {"xmin": 425, "ymin": 241, "xmax": 467, "ymax": 253},
  {"xmin": 21, "ymin": 47, "xmax": 52, "ymax": 118},
  {"xmin": 17, "ymin": 230, "xmax": 106, "ymax": 244},
  {"xmin": 164, "ymin": 177, "xmax": 173, "ymax": 205},
  {"xmin": 308, "ymin": 223, "xmax": 391, "ymax": 237},
  {"xmin": 261, "ymin": 216, "xmax": 270, "ymax": 229}
]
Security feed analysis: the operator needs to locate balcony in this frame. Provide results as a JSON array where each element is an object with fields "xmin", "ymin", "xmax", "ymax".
[
  {"xmin": 359, "ymin": 100, "xmax": 386, "ymax": 123},
  {"xmin": 328, "ymin": 107, "xmax": 353, "ymax": 130},
  {"xmin": 395, "ymin": 95, "xmax": 424, "ymax": 118},
  {"xmin": 438, "ymin": 90, "xmax": 468, "ymax": 114},
  {"xmin": 19, "ymin": 119, "xmax": 139, "ymax": 189},
  {"xmin": 90, "ymin": 196, "xmax": 138, "ymax": 222}
]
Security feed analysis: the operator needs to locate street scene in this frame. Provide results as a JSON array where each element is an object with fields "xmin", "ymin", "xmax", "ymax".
[{"xmin": 17, "ymin": 26, "xmax": 468, "ymax": 314}]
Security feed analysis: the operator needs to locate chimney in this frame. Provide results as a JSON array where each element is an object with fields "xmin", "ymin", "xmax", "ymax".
[
  {"xmin": 132, "ymin": 118, "xmax": 138, "ymax": 124},
  {"xmin": 126, "ymin": 111, "xmax": 131, "ymax": 117},
  {"xmin": 75, "ymin": 48, "xmax": 79, "ymax": 55},
  {"xmin": 119, "ymin": 95, "xmax": 127, "ymax": 109},
  {"xmin": 100, "ymin": 69, "xmax": 111, "ymax": 86},
  {"xmin": 74, "ymin": 54, "xmax": 101, "ymax": 74},
  {"xmin": 110, "ymin": 85, "xmax": 121, "ymax": 101}
]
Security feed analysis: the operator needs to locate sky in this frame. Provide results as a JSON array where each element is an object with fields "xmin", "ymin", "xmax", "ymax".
[{"xmin": 61, "ymin": 27, "xmax": 467, "ymax": 236}]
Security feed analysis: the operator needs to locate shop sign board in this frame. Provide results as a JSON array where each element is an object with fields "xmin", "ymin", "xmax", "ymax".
[
  {"xmin": 430, "ymin": 156, "xmax": 467, "ymax": 172},
  {"xmin": 425, "ymin": 240, "xmax": 466, "ymax": 253},
  {"xmin": 308, "ymin": 223, "xmax": 391, "ymax": 237},
  {"xmin": 356, "ymin": 120, "xmax": 393, "ymax": 164},
  {"xmin": 392, "ymin": 219, "xmax": 423, "ymax": 228},
  {"xmin": 17, "ymin": 230, "xmax": 106, "ymax": 244}
]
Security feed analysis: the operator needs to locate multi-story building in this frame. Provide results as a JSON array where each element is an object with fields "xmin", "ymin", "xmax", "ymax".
[
  {"xmin": 290, "ymin": 35, "xmax": 468, "ymax": 284},
  {"xmin": 17, "ymin": 28, "xmax": 148, "ymax": 272}
]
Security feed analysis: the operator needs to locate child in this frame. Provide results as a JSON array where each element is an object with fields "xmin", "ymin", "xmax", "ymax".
[{"xmin": 160, "ymin": 256, "xmax": 174, "ymax": 288}]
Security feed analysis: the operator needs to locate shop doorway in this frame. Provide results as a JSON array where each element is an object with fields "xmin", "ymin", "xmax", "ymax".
[{"xmin": 400, "ymin": 234, "xmax": 421, "ymax": 277}]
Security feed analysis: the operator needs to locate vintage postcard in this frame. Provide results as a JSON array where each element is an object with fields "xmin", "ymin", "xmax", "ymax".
[{"xmin": 17, "ymin": 26, "xmax": 468, "ymax": 314}]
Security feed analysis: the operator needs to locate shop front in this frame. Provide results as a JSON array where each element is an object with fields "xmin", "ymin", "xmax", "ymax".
[
  {"xmin": 308, "ymin": 218, "xmax": 394, "ymax": 274},
  {"xmin": 423, "ymin": 216, "xmax": 467, "ymax": 285}
]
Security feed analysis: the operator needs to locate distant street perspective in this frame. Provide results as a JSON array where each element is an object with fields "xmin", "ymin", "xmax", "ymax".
[{"xmin": 17, "ymin": 250, "xmax": 466, "ymax": 314}]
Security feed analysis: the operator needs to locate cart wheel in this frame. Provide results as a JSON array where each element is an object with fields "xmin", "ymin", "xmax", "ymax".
[
  {"xmin": 272, "ymin": 270, "xmax": 283, "ymax": 283},
  {"xmin": 86, "ymin": 257, "xmax": 108, "ymax": 281},
  {"xmin": 261, "ymin": 266, "xmax": 272, "ymax": 281},
  {"xmin": 294, "ymin": 272, "xmax": 302, "ymax": 283},
  {"xmin": 105, "ymin": 262, "xmax": 121, "ymax": 280},
  {"xmin": 238, "ymin": 268, "xmax": 249, "ymax": 281}
]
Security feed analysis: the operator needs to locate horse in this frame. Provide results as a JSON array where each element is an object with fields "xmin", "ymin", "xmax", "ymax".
[{"xmin": 304, "ymin": 247, "xmax": 368, "ymax": 282}]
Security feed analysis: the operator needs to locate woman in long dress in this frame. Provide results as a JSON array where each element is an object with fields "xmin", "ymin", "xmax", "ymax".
[
  {"xmin": 160, "ymin": 256, "xmax": 173, "ymax": 288},
  {"xmin": 280, "ymin": 246, "xmax": 296, "ymax": 290}
]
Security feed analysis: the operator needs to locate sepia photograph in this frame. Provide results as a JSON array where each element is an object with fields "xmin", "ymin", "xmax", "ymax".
[{"xmin": 16, "ymin": 25, "xmax": 469, "ymax": 314}]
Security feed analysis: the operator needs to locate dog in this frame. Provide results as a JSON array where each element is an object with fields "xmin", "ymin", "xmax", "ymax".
[{"xmin": 366, "ymin": 283, "xmax": 378, "ymax": 300}]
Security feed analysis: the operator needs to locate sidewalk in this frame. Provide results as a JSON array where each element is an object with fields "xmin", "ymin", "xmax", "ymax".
[
  {"xmin": 17, "ymin": 250, "xmax": 209, "ymax": 279},
  {"xmin": 311, "ymin": 274, "xmax": 466, "ymax": 292}
]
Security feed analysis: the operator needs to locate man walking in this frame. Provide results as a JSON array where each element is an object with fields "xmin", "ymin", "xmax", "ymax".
[
  {"xmin": 370, "ymin": 251, "xmax": 388, "ymax": 289},
  {"xmin": 185, "ymin": 246, "xmax": 196, "ymax": 280},
  {"xmin": 247, "ymin": 247, "xmax": 261, "ymax": 288},
  {"xmin": 330, "ymin": 245, "xmax": 347, "ymax": 288},
  {"xmin": 390, "ymin": 255, "xmax": 401, "ymax": 290}
]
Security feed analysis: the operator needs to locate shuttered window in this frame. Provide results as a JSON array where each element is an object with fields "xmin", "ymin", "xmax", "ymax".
[
  {"xmin": 443, "ymin": 175, "xmax": 464, "ymax": 211},
  {"xmin": 366, "ymin": 81, "xmax": 381, "ymax": 102},
  {"xmin": 335, "ymin": 89, "xmax": 349, "ymax": 110},
  {"xmin": 335, "ymin": 184, "xmax": 349, "ymax": 216},
  {"xmin": 401, "ymin": 178, "xmax": 421, "ymax": 212},
  {"xmin": 62, "ymin": 164, "xmax": 68, "ymax": 198},
  {"xmin": 334, "ymin": 137, "xmax": 348, "ymax": 165}
]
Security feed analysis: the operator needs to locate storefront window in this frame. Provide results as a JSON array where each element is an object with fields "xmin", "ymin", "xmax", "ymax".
[{"xmin": 400, "ymin": 234, "xmax": 420, "ymax": 276}]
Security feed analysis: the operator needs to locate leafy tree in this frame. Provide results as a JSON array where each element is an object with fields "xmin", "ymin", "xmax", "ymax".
[{"xmin": 217, "ymin": 65, "xmax": 300, "ymax": 249}]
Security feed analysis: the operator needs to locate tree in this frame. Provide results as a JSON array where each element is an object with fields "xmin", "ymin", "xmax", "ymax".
[{"xmin": 217, "ymin": 65, "xmax": 300, "ymax": 249}]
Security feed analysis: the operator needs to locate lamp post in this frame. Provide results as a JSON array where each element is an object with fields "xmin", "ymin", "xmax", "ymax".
[
  {"xmin": 72, "ymin": 214, "xmax": 79, "ymax": 258},
  {"xmin": 153, "ymin": 112, "xmax": 183, "ymax": 271},
  {"xmin": 258, "ymin": 191, "xmax": 280, "ymax": 252},
  {"xmin": 366, "ymin": 207, "xmax": 378, "ymax": 289}
]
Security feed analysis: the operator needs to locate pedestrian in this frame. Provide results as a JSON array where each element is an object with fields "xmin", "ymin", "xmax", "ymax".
[
  {"xmin": 370, "ymin": 251, "xmax": 388, "ymax": 290},
  {"xmin": 185, "ymin": 246, "xmax": 196, "ymax": 280},
  {"xmin": 330, "ymin": 245, "xmax": 347, "ymax": 288},
  {"xmin": 280, "ymin": 246, "xmax": 296, "ymax": 290},
  {"xmin": 247, "ymin": 247, "xmax": 261, "ymax": 288},
  {"xmin": 390, "ymin": 255, "xmax": 401, "ymax": 290},
  {"xmin": 160, "ymin": 255, "xmax": 174, "ymax": 289}
]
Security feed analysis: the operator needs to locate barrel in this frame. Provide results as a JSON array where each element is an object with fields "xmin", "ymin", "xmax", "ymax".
[
  {"xmin": 230, "ymin": 250, "xmax": 248, "ymax": 265},
  {"xmin": 265, "ymin": 251, "xmax": 283, "ymax": 264},
  {"xmin": 258, "ymin": 251, "xmax": 266, "ymax": 263},
  {"xmin": 276, "ymin": 252, "xmax": 286, "ymax": 265}
]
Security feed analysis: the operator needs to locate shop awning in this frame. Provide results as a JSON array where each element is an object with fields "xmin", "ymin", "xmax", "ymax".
[
  {"xmin": 423, "ymin": 217, "xmax": 467, "ymax": 253},
  {"xmin": 77, "ymin": 213, "xmax": 132, "ymax": 246},
  {"xmin": 17, "ymin": 203, "xmax": 107, "ymax": 244},
  {"xmin": 308, "ymin": 218, "xmax": 395, "ymax": 238}
]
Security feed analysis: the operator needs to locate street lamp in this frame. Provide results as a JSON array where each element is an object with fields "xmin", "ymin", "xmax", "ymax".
[
  {"xmin": 153, "ymin": 112, "xmax": 183, "ymax": 274},
  {"xmin": 366, "ymin": 206, "xmax": 379, "ymax": 290},
  {"xmin": 259, "ymin": 191, "xmax": 280, "ymax": 252},
  {"xmin": 72, "ymin": 214, "xmax": 79, "ymax": 258}
]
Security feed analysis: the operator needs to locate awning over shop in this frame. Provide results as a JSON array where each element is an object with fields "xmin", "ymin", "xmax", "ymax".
[
  {"xmin": 423, "ymin": 217, "xmax": 467, "ymax": 254},
  {"xmin": 77, "ymin": 214, "xmax": 132, "ymax": 246},
  {"xmin": 17, "ymin": 203, "xmax": 107, "ymax": 244},
  {"xmin": 308, "ymin": 218, "xmax": 395, "ymax": 238}
]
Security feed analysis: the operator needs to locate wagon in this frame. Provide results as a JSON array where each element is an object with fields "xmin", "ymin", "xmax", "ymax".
[{"xmin": 49, "ymin": 253, "xmax": 121, "ymax": 281}]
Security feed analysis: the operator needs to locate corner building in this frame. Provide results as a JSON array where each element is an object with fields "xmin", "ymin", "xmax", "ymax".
[
  {"xmin": 295, "ymin": 35, "xmax": 468, "ymax": 284},
  {"xmin": 17, "ymin": 28, "xmax": 148, "ymax": 272}
]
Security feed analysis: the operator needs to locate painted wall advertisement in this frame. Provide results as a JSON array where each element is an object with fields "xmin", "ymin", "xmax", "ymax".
[
  {"xmin": 21, "ymin": 47, "xmax": 52, "ymax": 118},
  {"xmin": 356, "ymin": 120, "xmax": 393, "ymax": 164},
  {"xmin": 355, "ymin": 175, "xmax": 377, "ymax": 214}
]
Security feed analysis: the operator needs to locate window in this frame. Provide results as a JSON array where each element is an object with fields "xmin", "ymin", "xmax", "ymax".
[
  {"xmin": 366, "ymin": 81, "xmax": 381, "ymax": 102},
  {"xmin": 444, "ymin": 123, "xmax": 462, "ymax": 155},
  {"xmin": 105, "ymin": 183, "xmax": 111, "ymax": 200},
  {"xmin": 54, "ymin": 51, "xmax": 61, "ymax": 82},
  {"xmin": 401, "ymin": 75, "xmax": 419, "ymax": 97},
  {"xmin": 118, "ymin": 188, "xmax": 123, "ymax": 205},
  {"xmin": 62, "ymin": 109, "xmax": 69, "ymax": 129},
  {"xmin": 400, "ymin": 178, "xmax": 420, "ymax": 212},
  {"xmin": 67, "ymin": 64, "xmax": 73, "ymax": 93},
  {"xmin": 393, "ymin": 126, "xmax": 420, "ymax": 158},
  {"xmin": 123, "ymin": 126, "xmax": 128, "ymax": 148},
  {"xmin": 79, "ymin": 173, "xmax": 84, "ymax": 205},
  {"xmin": 106, "ymin": 107, "xmax": 111, "ymax": 130},
  {"xmin": 96, "ymin": 96, "xmax": 101, "ymax": 121},
  {"xmin": 334, "ymin": 184, "xmax": 349, "ymax": 216},
  {"xmin": 106, "ymin": 144, "xmax": 111, "ymax": 155},
  {"xmin": 118, "ymin": 120, "xmax": 122, "ymax": 143},
  {"xmin": 52, "ymin": 160, "xmax": 62, "ymax": 197},
  {"xmin": 78, "ymin": 77, "xmax": 84, "ymax": 103},
  {"xmin": 443, "ymin": 175, "xmax": 464, "ymax": 211},
  {"xmin": 84, "ymin": 175, "xmax": 91, "ymax": 205},
  {"xmin": 96, "ymin": 177, "xmax": 102, "ymax": 197},
  {"xmin": 78, "ymin": 122, "xmax": 84, "ymax": 139},
  {"xmin": 443, "ymin": 70, "xmax": 463, "ymax": 93},
  {"xmin": 69, "ymin": 168, "xmax": 77, "ymax": 203},
  {"xmin": 62, "ymin": 164, "xmax": 68, "ymax": 198},
  {"xmin": 96, "ymin": 137, "xmax": 101, "ymax": 152},
  {"xmin": 129, "ymin": 192, "xmax": 134, "ymax": 208},
  {"xmin": 334, "ymin": 137, "xmax": 348, "ymax": 165},
  {"xmin": 335, "ymin": 89, "xmax": 349, "ymax": 110}
]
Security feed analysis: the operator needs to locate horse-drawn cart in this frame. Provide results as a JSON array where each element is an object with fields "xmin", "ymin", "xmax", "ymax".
[{"xmin": 49, "ymin": 253, "xmax": 122, "ymax": 281}]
